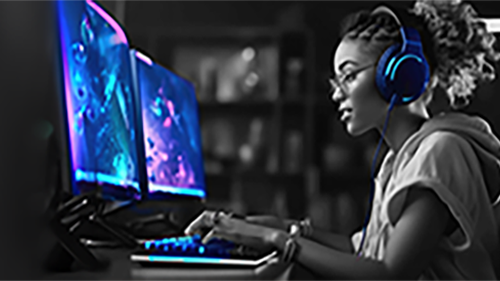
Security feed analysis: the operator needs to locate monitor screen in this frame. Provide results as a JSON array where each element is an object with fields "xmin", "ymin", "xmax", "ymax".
[
  {"xmin": 57, "ymin": 0, "xmax": 141, "ymax": 200},
  {"xmin": 131, "ymin": 50, "xmax": 206, "ymax": 199}
]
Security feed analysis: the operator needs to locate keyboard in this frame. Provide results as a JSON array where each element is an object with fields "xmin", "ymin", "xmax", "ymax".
[{"xmin": 130, "ymin": 234, "xmax": 278, "ymax": 267}]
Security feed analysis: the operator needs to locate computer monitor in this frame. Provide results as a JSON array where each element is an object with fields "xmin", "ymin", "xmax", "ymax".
[
  {"xmin": 130, "ymin": 49, "xmax": 206, "ymax": 200},
  {"xmin": 56, "ymin": 0, "xmax": 144, "ymax": 201}
]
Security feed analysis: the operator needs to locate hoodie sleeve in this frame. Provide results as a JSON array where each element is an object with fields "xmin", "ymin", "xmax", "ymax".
[{"xmin": 382, "ymin": 131, "xmax": 483, "ymax": 252}]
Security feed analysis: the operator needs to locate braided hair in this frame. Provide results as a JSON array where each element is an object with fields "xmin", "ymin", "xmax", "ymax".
[{"xmin": 337, "ymin": 0, "xmax": 500, "ymax": 110}]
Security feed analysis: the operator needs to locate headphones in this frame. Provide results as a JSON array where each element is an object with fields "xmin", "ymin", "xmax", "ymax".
[
  {"xmin": 373, "ymin": 5, "xmax": 430, "ymax": 106},
  {"xmin": 357, "ymin": 5, "xmax": 431, "ymax": 257}
]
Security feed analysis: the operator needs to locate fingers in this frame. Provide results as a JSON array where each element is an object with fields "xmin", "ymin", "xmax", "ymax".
[
  {"xmin": 245, "ymin": 215, "xmax": 268, "ymax": 223},
  {"xmin": 201, "ymin": 228, "xmax": 217, "ymax": 245},
  {"xmin": 200, "ymin": 214, "xmax": 235, "ymax": 244},
  {"xmin": 201, "ymin": 227, "xmax": 237, "ymax": 245},
  {"xmin": 184, "ymin": 210, "xmax": 214, "ymax": 235},
  {"xmin": 198, "ymin": 219, "xmax": 271, "ymax": 251},
  {"xmin": 183, "ymin": 215, "xmax": 202, "ymax": 235}
]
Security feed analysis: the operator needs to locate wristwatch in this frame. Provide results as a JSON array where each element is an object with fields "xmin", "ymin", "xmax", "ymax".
[
  {"xmin": 299, "ymin": 217, "xmax": 313, "ymax": 237},
  {"xmin": 288, "ymin": 217, "xmax": 313, "ymax": 238},
  {"xmin": 282, "ymin": 222, "xmax": 304, "ymax": 263}
]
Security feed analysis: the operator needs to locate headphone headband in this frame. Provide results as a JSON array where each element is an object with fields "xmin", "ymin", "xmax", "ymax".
[
  {"xmin": 371, "ymin": 6, "xmax": 402, "ymax": 26},
  {"xmin": 370, "ymin": 5, "xmax": 424, "ymax": 49}
]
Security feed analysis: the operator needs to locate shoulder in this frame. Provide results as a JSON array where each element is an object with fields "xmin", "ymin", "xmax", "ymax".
[
  {"xmin": 386, "ymin": 130, "xmax": 479, "ymax": 228},
  {"xmin": 417, "ymin": 131, "xmax": 471, "ymax": 156},
  {"xmin": 397, "ymin": 130, "xmax": 476, "ymax": 177}
]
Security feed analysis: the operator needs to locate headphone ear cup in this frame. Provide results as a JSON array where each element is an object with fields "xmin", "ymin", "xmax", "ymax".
[
  {"xmin": 376, "ymin": 44, "xmax": 400, "ymax": 103},
  {"xmin": 392, "ymin": 53, "xmax": 430, "ymax": 105}
]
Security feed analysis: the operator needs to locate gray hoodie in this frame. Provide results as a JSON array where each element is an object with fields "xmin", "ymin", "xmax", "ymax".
[
  {"xmin": 352, "ymin": 111, "xmax": 500, "ymax": 279},
  {"xmin": 398, "ymin": 111, "xmax": 500, "ymax": 206}
]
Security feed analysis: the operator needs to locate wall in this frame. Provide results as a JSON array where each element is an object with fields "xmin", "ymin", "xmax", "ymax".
[{"xmin": 122, "ymin": 1, "xmax": 500, "ymax": 229}]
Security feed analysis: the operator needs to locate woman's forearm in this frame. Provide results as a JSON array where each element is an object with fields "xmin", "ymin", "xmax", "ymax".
[
  {"xmin": 282, "ymin": 219, "xmax": 354, "ymax": 253},
  {"xmin": 270, "ymin": 230, "xmax": 392, "ymax": 280},
  {"xmin": 308, "ymin": 227, "xmax": 354, "ymax": 253}
]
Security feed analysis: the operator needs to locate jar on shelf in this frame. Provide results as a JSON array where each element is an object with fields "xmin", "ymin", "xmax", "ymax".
[
  {"xmin": 283, "ymin": 130, "xmax": 303, "ymax": 174},
  {"xmin": 198, "ymin": 57, "xmax": 218, "ymax": 102},
  {"xmin": 284, "ymin": 57, "xmax": 304, "ymax": 100}
]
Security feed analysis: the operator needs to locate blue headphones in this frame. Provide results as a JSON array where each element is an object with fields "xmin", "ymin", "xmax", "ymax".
[{"xmin": 373, "ymin": 6, "xmax": 430, "ymax": 106}]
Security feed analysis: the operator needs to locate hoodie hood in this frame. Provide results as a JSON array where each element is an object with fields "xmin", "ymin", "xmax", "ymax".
[{"xmin": 399, "ymin": 111, "xmax": 500, "ymax": 206}]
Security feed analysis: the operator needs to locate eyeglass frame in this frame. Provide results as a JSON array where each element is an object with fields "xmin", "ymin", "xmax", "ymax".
[{"xmin": 328, "ymin": 63, "xmax": 376, "ymax": 94}]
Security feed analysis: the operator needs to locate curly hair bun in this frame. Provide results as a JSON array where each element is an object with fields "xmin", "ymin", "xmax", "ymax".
[{"xmin": 409, "ymin": 0, "xmax": 500, "ymax": 109}]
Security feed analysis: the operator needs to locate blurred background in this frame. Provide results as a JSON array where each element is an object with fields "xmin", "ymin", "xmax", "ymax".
[{"xmin": 96, "ymin": 0, "xmax": 500, "ymax": 236}]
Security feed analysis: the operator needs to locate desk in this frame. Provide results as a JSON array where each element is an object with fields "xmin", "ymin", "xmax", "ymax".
[{"xmin": 44, "ymin": 249, "xmax": 294, "ymax": 280}]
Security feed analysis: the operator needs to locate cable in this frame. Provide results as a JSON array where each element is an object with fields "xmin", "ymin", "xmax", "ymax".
[{"xmin": 357, "ymin": 94, "xmax": 398, "ymax": 257}]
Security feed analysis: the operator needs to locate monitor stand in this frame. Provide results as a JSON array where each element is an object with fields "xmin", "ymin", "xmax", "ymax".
[
  {"xmin": 45, "ymin": 193, "xmax": 139, "ymax": 272},
  {"xmin": 43, "ymin": 133, "xmax": 138, "ymax": 272},
  {"xmin": 102, "ymin": 195, "xmax": 206, "ymax": 239},
  {"xmin": 46, "ymin": 216, "xmax": 110, "ymax": 272}
]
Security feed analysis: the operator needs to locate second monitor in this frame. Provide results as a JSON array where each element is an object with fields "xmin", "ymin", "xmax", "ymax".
[{"xmin": 130, "ymin": 49, "xmax": 206, "ymax": 201}]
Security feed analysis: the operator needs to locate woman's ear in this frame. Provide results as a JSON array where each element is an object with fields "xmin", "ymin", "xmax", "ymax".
[
  {"xmin": 429, "ymin": 73, "xmax": 439, "ymax": 90},
  {"xmin": 422, "ymin": 73, "xmax": 439, "ymax": 106}
]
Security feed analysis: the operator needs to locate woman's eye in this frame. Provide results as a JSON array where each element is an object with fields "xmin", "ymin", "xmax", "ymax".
[{"xmin": 344, "ymin": 73, "xmax": 356, "ymax": 83}]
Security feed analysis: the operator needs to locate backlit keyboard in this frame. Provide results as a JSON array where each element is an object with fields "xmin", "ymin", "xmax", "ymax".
[{"xmin": 130, "ymin": 234, "xmax": 278, "ymax": 267}]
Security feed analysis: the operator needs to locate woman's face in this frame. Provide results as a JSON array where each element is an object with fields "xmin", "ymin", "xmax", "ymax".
[{"xmin": 331, "ymin": 38, "xmax": 389, "ymax": 136}]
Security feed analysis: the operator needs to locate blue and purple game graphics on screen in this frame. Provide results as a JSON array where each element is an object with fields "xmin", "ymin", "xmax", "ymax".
[
  {"xmin": 57, "ymin": 0, "xmax": 141, "ymax": 200},
  {"xmin": 131, "ymin": 50, "xmax": 206, "ymax": 198}
]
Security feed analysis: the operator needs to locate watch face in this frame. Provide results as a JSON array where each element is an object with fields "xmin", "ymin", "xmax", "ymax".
[{"xmin": 290, "ymin": 224, "xmax": 301, "ymax": 236}]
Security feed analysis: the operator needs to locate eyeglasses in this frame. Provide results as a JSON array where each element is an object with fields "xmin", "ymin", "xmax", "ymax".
[{"xmin": 328, "ymin": 63, "xmax": 375, "ymax": 94}]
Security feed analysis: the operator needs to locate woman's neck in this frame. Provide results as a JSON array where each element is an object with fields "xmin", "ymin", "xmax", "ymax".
[{"xmin": 378, "ymin": 108, "xmax": 429, "ymax": 154}]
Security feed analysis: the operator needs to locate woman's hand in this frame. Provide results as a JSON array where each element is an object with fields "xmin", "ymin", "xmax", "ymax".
[
  {"xmin": 184, "ymin": 211, "xmax": 279, "ymax": 252},
  {"xmin": 245, "ymin": 215, "xmax": 296, "ymax": 231},
  {"xmin": 184, "ymin": 210, "xmax": 219, "ymax": 236}
]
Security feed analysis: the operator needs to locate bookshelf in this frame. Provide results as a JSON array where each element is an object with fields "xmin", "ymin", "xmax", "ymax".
[{"xmin": 127, "ymin": 25, "xmax": 316, "ymax": 219}]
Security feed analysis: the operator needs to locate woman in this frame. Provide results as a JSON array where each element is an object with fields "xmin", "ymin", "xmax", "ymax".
[{"xmin": 185, "ymin": 0, "xmax": 500, "ymax": 279}]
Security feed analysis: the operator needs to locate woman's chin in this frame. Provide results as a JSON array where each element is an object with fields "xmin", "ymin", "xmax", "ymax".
[{"xmin": 345, "ymin": 122, "xmax": 365, "ymax": 137}]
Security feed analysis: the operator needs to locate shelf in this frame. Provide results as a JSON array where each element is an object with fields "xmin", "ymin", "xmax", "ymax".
[
  {"xmin": 204, "ymin": 170, "xmax": 371, "ymax": 196},
  {"xmin": 314, "ymin": 95, "xmax": 336, "ymax": 109},
  {"xmin": 129, "ymin": 26, "xmax": 309, "ymax": 41},
  {"xmin": 199, "ymin": 96, "xmax": 335, "ymax": 109},
  {"xmin": 279, "ymin": 97, "xmax": 304, "ymax": 105},
  {"xmin": 204, "ymin": 171, "xmax": 304, "ymax": 201},
  {"xmin": 206, "ymin": 171, "xmax": 303, "ymax": 182},
  {"xmin": 197, "ymin": 97, "xmax": 324, "ymax": 118},
  {"xmin": 198, "ymin": 100, "xmax": 276, "ymax": 116},
  {"xmin": 320, "ymin": 171, "xmax": 371, "ymax": 194}
]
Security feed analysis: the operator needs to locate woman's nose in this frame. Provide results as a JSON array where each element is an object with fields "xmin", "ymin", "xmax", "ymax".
[{"xmin": 331, "ymin": 86, "xmax": 344, "ymax": 103}]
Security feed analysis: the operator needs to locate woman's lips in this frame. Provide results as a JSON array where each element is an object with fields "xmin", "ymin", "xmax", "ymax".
[{"xmin": 340, "ymin": 109, "xmax": 352, "ymax": 122}]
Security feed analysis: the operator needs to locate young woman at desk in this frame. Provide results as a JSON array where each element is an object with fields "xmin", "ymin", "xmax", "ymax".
[{"xmin": 185, "ymin": 0, "xmax": 500, "ymax": 279}]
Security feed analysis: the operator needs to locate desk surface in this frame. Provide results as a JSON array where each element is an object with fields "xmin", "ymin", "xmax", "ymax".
[{"xmin": 44, "ymin": 249, "xmax": 293, "ymax": 280}]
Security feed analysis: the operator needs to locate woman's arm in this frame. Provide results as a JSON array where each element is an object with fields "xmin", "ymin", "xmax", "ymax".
[
  {"xmin": 269, "ymin": 188, "xmax": 452, "ymax": 280},
  {"xmin": 307, "ymin": 228, "xmax": 354, "ymax": 253},
  {"xmin": 246, "ymin": 216, "xmax": 354, "ymax": 253}
]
